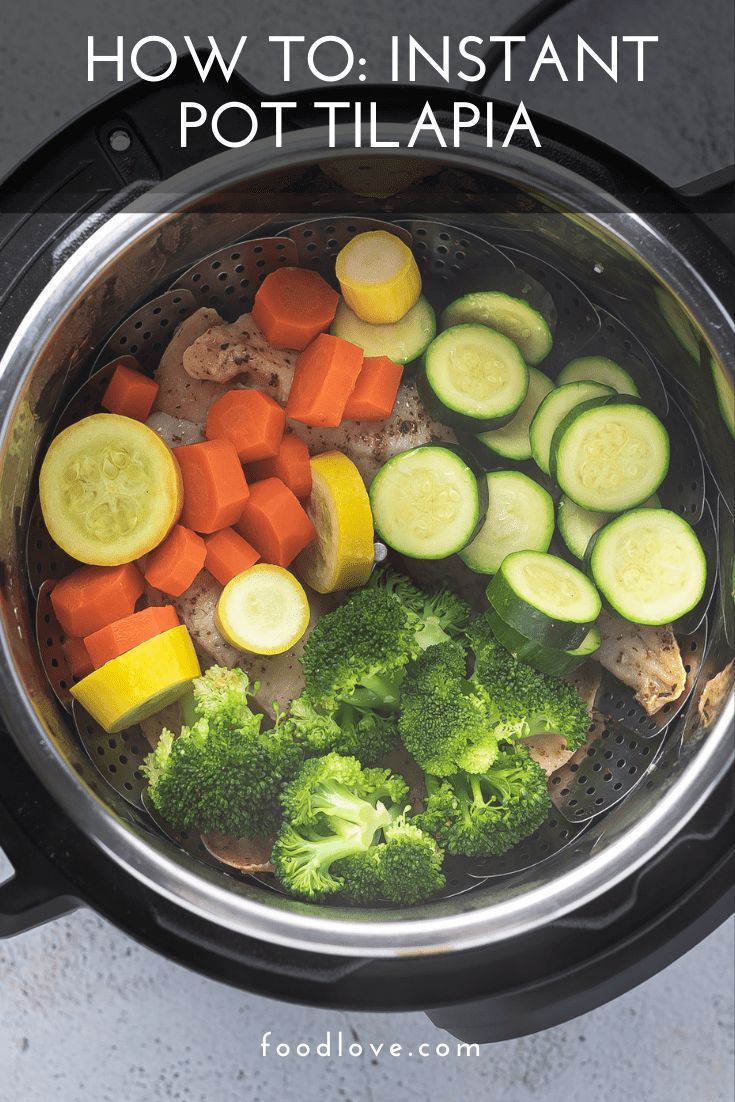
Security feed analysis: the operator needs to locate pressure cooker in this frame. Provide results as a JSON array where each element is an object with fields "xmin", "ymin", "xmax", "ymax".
[{"xmin": 0, "ymin": 64, "xmax": 731, "ymax": 1042}]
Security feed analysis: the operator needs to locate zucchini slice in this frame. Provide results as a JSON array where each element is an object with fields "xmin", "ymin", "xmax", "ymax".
[
  {"xmin": 369, "ymin": 445, "xmax": 486, "ymax": 559},
  {"xmin": 558, "ymin": 493, "xmax": 660, "ymax": 560},
  {"xmin": 419, "ymin": 324, "xmax": 529, "ymax": 430},
  {"xmin": 330, "ymin": 294, "xmax": 435, "ymax": 364},
  {"xmin": 487, "ymin": 550, "xmax": 602, "ymax": 649},
  {"xmin": 711, "ymin": 354, "xmax": 735, "ymax": 439},
  {"xmin": 484, "ymin": 605, "xmax": 601, "ymax": 676},
  {"xmin": 441, "ymin": 291, "xmax": 553, "ymax": 365},
  {"xmin": 551, "ymin": 399, "xmax": 670, "ymax": 513},
  {"xmin": 588, "ymin": 508, "xmax": 707, "ymax": 625},
  {"xmin": 459, "ymin": 470, "xmax": 554, "ymax": 575},
  {"xmin": 530, "ymin": 381, "xmax": 614, "ymax": 475},
  {"xmin": 557, "ymin": 356, "xmax": 640, "ymax": 397},
  {"xmin": 475, "ymin": 367, "xmax": 554, "ymax": 461}
]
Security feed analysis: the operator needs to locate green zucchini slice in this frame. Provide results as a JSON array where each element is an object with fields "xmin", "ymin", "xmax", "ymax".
[
  {"xmin": 530, "ymin": 381, "xmax": 614, "ymax": 475},
  {"xmin": 459, "ymin": 470, "xmax": 554, "ymax": 575},
  {"xmin": 551, "ymin": 399, "xmax": 670, "ymax": 513},
  {"xmin": 369, "ymin": 445, "xmax": 486, "ymax": 559},
  {"xmin": 588, "ymin": 508, "xmax": 707, "ymax": 625},
  {"xmin": 331, "ymin": 294, "xmax": 436, "ymax": 364},
  {"xmin": 476, "ymin": 367, "xmax": 554, "ymax": 461},
  {"xmin": 441, "ymin": 291, "xmax": 553, "ymax": 365},
  {"xmin": 487, "ymin": 550, "xmax": 602, "ymax": 649},
  {"xmin": 484, "ymin": 605, "xmax": 601, "ymax": 676},
  {"xmin": 557, "ymin": 356, "xmax": 640, "ymax": 397},
  {"xmin": 419, "ymin": 324, "xmax": 529, "ymax": 430},
  {"xmin": 558, "ymin": 493, "xmax": 660, "ymax": 560}
]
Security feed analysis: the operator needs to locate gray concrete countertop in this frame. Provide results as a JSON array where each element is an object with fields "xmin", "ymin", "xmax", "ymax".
[
  {"xmin": 0, "ymin": 904, "xmax": 733, "ymax": 1102},
  {"xmin": 0, "ymin": 1, "xmax": 733, "ymax": 1098}
]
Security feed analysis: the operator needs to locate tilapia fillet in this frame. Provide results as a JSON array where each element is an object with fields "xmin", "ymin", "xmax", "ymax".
[{"xmin": 596, "ymin": 610, "xmax": 686, "ymax": 715}]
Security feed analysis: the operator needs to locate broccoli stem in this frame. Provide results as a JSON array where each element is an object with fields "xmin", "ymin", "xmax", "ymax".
[{"xmin": 345, "ymin": 669, "xmax": 405, "ymax": 711}]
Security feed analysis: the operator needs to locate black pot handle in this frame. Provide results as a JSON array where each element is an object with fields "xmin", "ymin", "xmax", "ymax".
[{"xmin": 0, "ymin": 798, "xmax": 78, "ymax": 938}]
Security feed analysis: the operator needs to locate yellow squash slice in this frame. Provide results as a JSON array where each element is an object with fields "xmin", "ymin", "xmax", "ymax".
[
  {"xmin": 335, "ymin": 230, "xmax": 422, "ymax": 324},
  {"xmin": 40, "ymin": 413, "xmax": 183, "ymax": 565},
  {"xmin": 217, "ymin": 564, "xmax": 310, "ymax": 655},
  {"xmin": 295, "ymin": 451, "xmax": 375, "ymax": 593},
  {"xmin": 70, "ymin": 625, "xmax": 201, "ymax": 733}
]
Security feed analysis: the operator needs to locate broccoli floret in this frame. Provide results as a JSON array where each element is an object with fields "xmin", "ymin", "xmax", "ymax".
[
  {"xmin": 417, "ymin": 744, "xmax": 552, "ymax": 857},
  {"xmin": 398, "ymin": 642, "xmax": 499, "ymax": 776},
  {"xmin": 283, "ymin": 694, "xmax": 399, "ymax": 766},
  {"xmin": 272, "ymin": 753, "xmax": 444, "ymax": 903},
  {"xmin": 191, "ymin": 665, "xmax": 262, "ymax": 735},
  {"xmin": 301, "ymin": 588, "xmax": 416, "ymax": 713},
  {"xmin": 469, "ymin": 615, "xmax": 590, "ymax": 752},
  {"xmin": 337, "ymin": 818, "xmax": 446, "ymax": 904},
  {"xmin": 370, "ymin": 567, "xmax": 470, "ymax": 651},
  {"xmin": 280, "ymin": 752, "xmax": 408, "ymax": 827},
  {"xmin": 142, "ymin": 667, "xmax": 302, "ymax": 838}
]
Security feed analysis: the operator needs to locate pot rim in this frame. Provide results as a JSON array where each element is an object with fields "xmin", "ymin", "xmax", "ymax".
[{"xmin": 0, "ymin": 126, "xmax": 732, "ymax": 957}]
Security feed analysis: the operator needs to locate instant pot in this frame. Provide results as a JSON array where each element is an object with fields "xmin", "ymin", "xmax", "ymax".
[{"xmin": 0, "ymin": 62, "xmax": 732, "ymax": 1042}]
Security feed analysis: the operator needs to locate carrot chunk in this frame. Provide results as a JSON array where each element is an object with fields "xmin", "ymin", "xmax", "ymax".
[
  {"xmin": 343, "ymin": 356, "xmax": 404, "ymax": 421},
  {"xmin": 286, "ymin": 334, "xmax": 364, "ymax": 428},
  {"xmin": 51, "ymin": 563, "xmax": 145, "ymax": 638},
  {"xmin": 101, "ymin": 359, "xmax": 160, "ymax": 421},
  {"xmin": 61, "ymin": 636, "xmax": 94, "ymax": 680},
  {"xmin": 204, "ymin": 528, "xmax": 261, "ymax": 585},
  {"xmin": 144, "ymin": 525, "xmax": 207, "ymax": 597},
  {"xmin": 248, "ymin": 433, "xmax": 312, "ymax": 499},
  {"xmin": 206, "ymin": 390, "xmax": 286, "ymax": 463},
  {"xmin": 236, "ymin": 477, "xmax": 316, "ymax": 568},
  {"xmin": 175, "ymin": 439, "xmax": 250, "ymax": 534},
  {"xmin": 252, "ymin": 267, "xmax": 339, "ymax": 350},
  {"xmin": 84, "ymin": 605, "xmax": 180, "ymax": 670}
]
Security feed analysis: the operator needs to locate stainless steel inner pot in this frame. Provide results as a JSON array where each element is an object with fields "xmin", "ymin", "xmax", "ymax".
[{"xmin": 0, "ymin": 128, "xmax": 732, "ymax": 957}]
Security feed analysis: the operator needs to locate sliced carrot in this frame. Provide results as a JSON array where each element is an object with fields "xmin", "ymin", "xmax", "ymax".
[
  {"xmin": 236, "ymin": 478, "xmax": 316, "ymax": 568},
  {"xmin": 175, "ymin": 439, "xmax": 250, "ymax": 534},
  {"xmin": 101, "ymin": 359, "xmax": 160, "ymax": 422},
  {"xmin": 206, "ymin": 390, "xmax": 286, "ymax": 463},
  {"xmin": 204, "ymin": 528, "xmax": 261, "ymax": 586},
  {"xmin": 286, "ymin": 334, "xmax": 364, "ymax": 428},
  {"xmin": 252, "ymin": 267, "xmax": 339, "ymax": 350},
  {"xmin": 61, "ymin": 636, "xmax": 94, "ymax": 680},
  {"xmin": 248, "ymin": 433, "xmax": 312, "ymax": 499},
  {"xmin": 343, "ymin": 356, "xmax": 404, "ymax": 421},
  {"xmin": 84, "ymin": 605, "xmax": 180, "ymax": 670},
  {"xmin": 144, "ymin": 524, "xmax": 207, "ymax": 597},
  {"xmin": 50, "ymin": 563, "xmax": 145, "ymax": 638}
]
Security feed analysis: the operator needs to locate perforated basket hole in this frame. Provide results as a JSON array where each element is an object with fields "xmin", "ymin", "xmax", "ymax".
[
  {"xmin": 34, "ymin": 581, "xmax": 74, "ymax": 711},
  {"xmin": 73, "ymin": 701, "xmax": 150, "ymax": 807},
  {"xmin": 660, "ymin": 396, "xmax": 706, "ymax": 524},
  {"xmin": 173, "ymin": 238, "xmax": 299, "ymax": 318},
  {"xmin": 397, "ymin": 219, "xmax": 509, "ymax": 282},
  {"xmin": 550, "ymin": 719, "xmax": 666, "ymax": 822},
  {"xmin": 94, "ymin": 290, "xmax": 198, "ymax": 373}
]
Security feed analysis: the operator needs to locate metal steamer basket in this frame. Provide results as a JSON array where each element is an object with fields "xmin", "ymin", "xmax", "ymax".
[{"xmin": 0, "ymin": 131, "xmax": 732, "ymax": 991}]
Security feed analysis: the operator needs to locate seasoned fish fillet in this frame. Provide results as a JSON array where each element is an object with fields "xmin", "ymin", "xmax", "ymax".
[
  {"xmin": 201, "ymin": 832, "xmax": 275, "ymax": 874},
  {"xmin": 146, "ymin": 410, "xmax": 205, "ymax": 448},
  {"xmin": 289, "ymin": 378, "xmax": 456, "ymax": 485},
  {"xmin": 698, "ymin": 659, "xmax": 735, "ymax": 728},
  {"xmin": 154, "ymin": 307, "xmax": 230, "ymax": 421},
  {"xmin": 596, "ymin": 609, "xmax": 686, "ymax": 715},
  {"xmin": 182, "ymin": 313, "xmax": 297, "ymax": 401}
]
